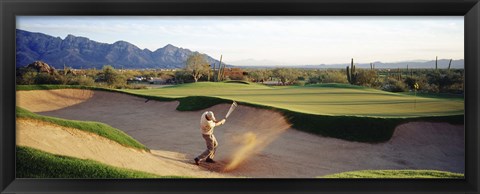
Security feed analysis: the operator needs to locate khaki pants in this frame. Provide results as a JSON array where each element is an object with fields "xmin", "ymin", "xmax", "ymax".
[{"xmin": 197, "ymin": 134, "xmax": 218, "ymax": 161}]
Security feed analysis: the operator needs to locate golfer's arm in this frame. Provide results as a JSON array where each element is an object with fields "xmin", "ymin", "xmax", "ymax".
[{"xmin": 214, "ymin": 119, "xmax": 226, "ymax": 126}]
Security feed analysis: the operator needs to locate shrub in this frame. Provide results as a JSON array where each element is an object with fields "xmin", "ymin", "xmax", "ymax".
[
  {"xmin": 34, "ymin": 73, "xmax": 61, "ymax": 84},
  {"xmin": 68, "ymin": 76, "xmax": 96, "ymax": 86},
  {"xmin": 420, "ymin": 83, "xmax": 440, "ymax": 93},
  {"xmin": 122, "ymin": 84, "xmax": 148, "ymax": 89},
  {"xmin": 426, "ymin": 71, "xmax": 463, "ymax": 93},
  {"xmin": 272, "ymin": 68, "xmax": 300, "ymax": 85},
  {"xmin": 97, "ymin": 65, "xmax": 128, "ymax": 88},
  {"xmin": 17, "ymin": 70, "xmax": 38, "ymax": 85},
  {"xmin": 174, "ymin": 70, "xmax": 194, "ymax": 84},
  {"xmin": 292, "ymin": 81, "xmax": 306, "ymax": 86},
  {"xmin": 355, "ymin": 70, "xmax": 379, "ymax": 87},
  {"xmin": 248, "ymin": 69, "xmax": 271, "ymax": 83},
  {"xmin": 403, "ymin": 76, "xmax": 419, "ymax": 90},
  {"xmin": 307, "ymin": 70, "xmax": 348, "ymax": 84},
  {"xmin": 381, "ymin": 77, "xmax": 407, "ymax": 92}
]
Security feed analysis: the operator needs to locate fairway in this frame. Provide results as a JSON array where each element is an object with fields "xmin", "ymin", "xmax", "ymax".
[{"xmin": 125, "ymin": 82, "xmax": 464, "ymax": 118}]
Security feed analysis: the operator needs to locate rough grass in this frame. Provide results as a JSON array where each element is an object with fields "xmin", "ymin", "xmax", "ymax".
[
  {"xmin": 320, "ymin": 170, "xmax": 464, "ymax": 178},
  {"xmin": 16, "ymin": 146, "xmax": 190, "ymax": 178},
  {"xmin": 16, "ymin": 107, "xmax": 149, "ymax": 151}
]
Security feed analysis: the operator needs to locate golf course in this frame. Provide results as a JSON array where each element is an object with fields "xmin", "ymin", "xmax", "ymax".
[
  {"xmin": 126, "ymin": 82, "xmax": 463, "ymax": 117},
  {"xmin": 15, "ymin": 82, "xmax": 465, "ymax": 178}
]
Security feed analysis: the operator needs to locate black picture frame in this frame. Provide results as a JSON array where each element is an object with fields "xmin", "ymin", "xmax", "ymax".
[{"xmin": 1, "ymin": 0, "xmax": 479, "ymax": 193}]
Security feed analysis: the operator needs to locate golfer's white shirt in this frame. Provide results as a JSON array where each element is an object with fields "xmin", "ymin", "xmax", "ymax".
[{"xmin": 200, "ymin": 112, "xmax": 216, "ymax": 135}]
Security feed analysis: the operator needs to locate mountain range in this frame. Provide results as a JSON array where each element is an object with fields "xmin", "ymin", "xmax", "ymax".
[
  {"xmin": 16, "ymin": 29, "xmax": 464, "ymax": 70},
  {"xmin": 262, "ymin": 59, "xmax": 465, "ymax": 69},
  {"xmin": 16, "ymin": 29, "xmax": 222, "ymax": 69}
]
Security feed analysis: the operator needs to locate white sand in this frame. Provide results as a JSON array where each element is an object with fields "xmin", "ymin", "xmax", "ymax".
[{"xmin": 16, "ymin": 89, "xmax": 464, "ymax": 178}]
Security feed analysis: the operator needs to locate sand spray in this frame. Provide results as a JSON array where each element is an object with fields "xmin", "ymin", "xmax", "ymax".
[{"xmin": 222, "ymin": 109, "xmax": 290, "ymax": 171}]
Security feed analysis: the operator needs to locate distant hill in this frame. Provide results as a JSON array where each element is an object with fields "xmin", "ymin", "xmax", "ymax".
[
  {"xmin": 237, "ymin": 59, "xmax": 464, "ymax": 69},
  {"xmin": 16, "ymin": 29, "xmax": 222, "ymax": 69},
  {"xmin": 299, "ymin": 60, "xmax": 464, "ymax": 69}
]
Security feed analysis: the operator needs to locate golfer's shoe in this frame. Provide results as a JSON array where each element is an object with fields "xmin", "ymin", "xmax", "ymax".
[
  {"xmin": 206, "ymin": 158, "xmax": 216, "ymax": 163},
  {"xmin": 194, "ymin": 158, "xmax": 200, "ymax": 165}
]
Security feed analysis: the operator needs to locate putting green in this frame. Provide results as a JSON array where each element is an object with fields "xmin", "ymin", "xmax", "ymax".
[{"xmin": 125, "ymin": 82, "xmax": 464, "ymax": 118}]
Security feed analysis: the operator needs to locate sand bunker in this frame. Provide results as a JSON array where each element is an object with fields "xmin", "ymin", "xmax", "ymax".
[
  {"xmin": 16, "ymin": 89, "xmax": 464, "ymax": 178},
  {"xmin": 17, "ymin": 118, "xmax": 228, "ymax": 178},
  {"xmin": 17, "ymin": 89, "xmax": 94, "ymax": 112}
]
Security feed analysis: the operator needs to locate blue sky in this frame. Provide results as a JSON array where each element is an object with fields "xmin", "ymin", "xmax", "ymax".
[{"xmin": 17, "ymin": 16, "xmax": 464, "ymax": 66}]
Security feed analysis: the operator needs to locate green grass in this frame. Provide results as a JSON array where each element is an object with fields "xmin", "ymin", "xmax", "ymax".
[
  {"xmin": 16, "ymin": 107, "xmax": 149, "ymax": 151},
  {"xmin": 16, "ymin": 146, "xmax": 189, "ymax": 178},
  {"xmin": 321, "ymin": 170, "xmax": 464, "ymax": 178},
  {"xmin": 123, "ymin": 82, "xmax": 464, "ymax": 142},
  {"xmin": 399, "ymin": 91, "xmax": 464, "ymax": 100},
  {"xmin": 126, "ymin": 82, "xmax": 464, "ymax": 118},
  {"xmin": 17, "ymin": 83, "xmax": 464, "ymax": 143},
  {"xmin": 304, "ymin": 83, "xmax": 370, "ymax": 89}
]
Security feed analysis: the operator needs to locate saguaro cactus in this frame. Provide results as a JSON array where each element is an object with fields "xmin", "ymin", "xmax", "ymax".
[
  {"xmin": 435, "ymin": 56, "xmax": 438, "ymax": 70},
  {"xmin": 216, "ymin": 55, "xmax": 223, "ymax": 82},
  {"xmin": 398, "ymin": 68, "xmax": 402, "ymax": 80},
  {"xmin": 346, "ymin": 58, "xmax": 358, "ymax": 85},
  {"xmin": 448, "ymin": 59, "xmax": 452, "ymax": 71}
]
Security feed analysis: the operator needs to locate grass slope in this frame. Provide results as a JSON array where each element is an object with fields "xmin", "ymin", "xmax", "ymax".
[
  {"xmin": 321, "ymin": 170, "xmax": 464, "ymax": 178},
  {"xmin": 17, "ymin": 146, "xmax": 188, "ymax": 178},
  {"xmin": 16, "ymin": 107, "xmax": 149, "ymax": 151}
]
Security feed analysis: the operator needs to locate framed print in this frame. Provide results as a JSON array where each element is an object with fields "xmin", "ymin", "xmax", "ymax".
[{"xmin": 1, "ymin": 0, "xmax": 479, "ymax": 193}]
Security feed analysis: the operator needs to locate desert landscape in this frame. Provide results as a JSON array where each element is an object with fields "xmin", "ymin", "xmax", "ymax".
[{"xmin": 14, "ymin": 16, "xmax": 465, "ymax": 178}]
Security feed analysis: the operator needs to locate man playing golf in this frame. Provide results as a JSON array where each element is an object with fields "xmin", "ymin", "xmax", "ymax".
[{"xmin": 194, "ymin": 111, "xmax": 226, "ymax": 165}]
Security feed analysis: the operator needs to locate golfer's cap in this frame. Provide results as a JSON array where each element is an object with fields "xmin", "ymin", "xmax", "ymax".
[{"xmin": 206, "ymin": 111, "xmax": 216, "ymax": 121}]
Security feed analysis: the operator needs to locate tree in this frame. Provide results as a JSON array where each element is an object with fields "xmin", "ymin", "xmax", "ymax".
[
  {"xmin": 273, "ymin": 68, "xmax": 299, "ymax": 85},
  {"xmin": 102, "ymin": 65, "xmax": 126, "ymax": 87},
  {"xmin": 185, "ymin": 53, "xmax": 210, "ymax": 82},
  {"xmin": 248, "ymin": 69, "xmax": 271, "ymax": 83}
]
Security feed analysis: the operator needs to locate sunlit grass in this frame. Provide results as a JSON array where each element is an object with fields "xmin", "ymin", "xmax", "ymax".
[
  {"xmin": 321, "ymin": 169, "xmax": 464, "ymax": 178},
  {"xmin": 126, "ymin": 82, "xmax": 464, "ymax": 118},
  {"xmin": 17, "ymin": 146, "xmax": 191, "ymax": 178},
  {"xmin": 16, "ymin": 107, "xmax": 149, "ymax": 151}
]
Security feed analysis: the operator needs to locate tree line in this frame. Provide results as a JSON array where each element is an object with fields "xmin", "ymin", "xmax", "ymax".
[{"xmin": 16, "ymin": 55, "xmax": 464, "ymax": 95}]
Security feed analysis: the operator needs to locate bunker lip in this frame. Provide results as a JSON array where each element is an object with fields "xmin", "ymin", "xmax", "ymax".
[
  {"xmin": 16, "ymin": 89, "xmax": 465, "ymax": 178},
  {"xmin": 17, "ymin": 118, "xmax": 229, "ymax": 178}
]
